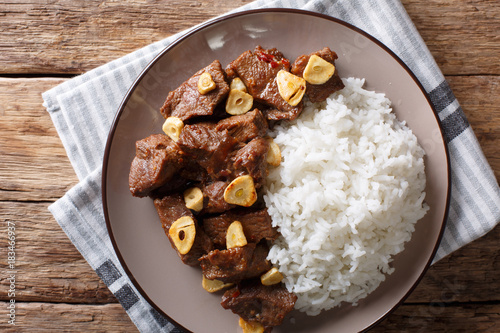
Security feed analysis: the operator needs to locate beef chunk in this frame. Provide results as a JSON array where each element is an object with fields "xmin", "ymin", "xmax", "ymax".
[
  {"xmin": 291, "ymin": 47, "xmax": 344, "ymax": 103},
  {"xmin": 221, "ymin": 280, "xmax": 297, "ymax": 329},
  {"xmin": 203, "ymin": 208, "xmax": 278, "ymax": 247},
  {"xmin": 177, "ymin": 122, "xmax": 238, "ymax": 177},
  {"xmin": 154, "ymin": 193, "xmax": 191, "ymax": 227},
  {"xmin": 200, "ymin": 181, "xmax": 234, "ymax": 214},
  {"xmin": 129, "ymin": 134, "xmax": 185, "ymax": 197},
  {"xmin": 160, "ymin": 60, "xmax": 230, "ymax": 121},
  {"xmin": 199, "ymin": 243, "xmax": 271, "ymax": 283},
  {"xmin": 149, "ymin": 173, "xmax": 189, "ymax": 198},
  {"xmin": 154, "ymin": 194, "xmax": 212, "ymax": 266},
  {"xmin": 216, "ymin": 109, "xmax": 268, "ymax": 143},
  {"xmin": 231, "ymin": 137, "xmax": 270, "ymax": 188},
  {"xmin": 226, "ymin": 46, "xmax": 303, "ymax": 121},
  {"xmin": 176, "ymin": 120, "xmax": 270, "ymax": 193},
  {"xmin": 178, "ymin": 158, "xmax": 208, "ymax": 183}
]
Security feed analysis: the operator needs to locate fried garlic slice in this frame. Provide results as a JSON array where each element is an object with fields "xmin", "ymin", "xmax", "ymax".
[
  {"xmin": 162, "ymin": 116, "xmax": 184, "ymax": 142},
  {"xmin": 276, "ymin": 70, "xmax": 306, "ymax": 106},
  {"xmin": 226, "ymin": 89, "xmax": 253, "ymax": 115},
  {"xmin": 226, "ymin": 221, "xmax": 247, "ymax": 249},
  {"xmin": 183, "ymin": 187, "xmax": 204, "ymax": 212},
  {"xmin": 223, "ymin": 175, "xmax": 257, "ymax": 207},
  {"xmin": 168, "ymin": 216, "xmax": 196, "ymax": 255},
  {"xmin": 198, "ymin": 72, "xmax": 216, "ymax": 94},
  {"xmin": 303, "ymin": 54, "xmax": 336, "ymax": 85}
]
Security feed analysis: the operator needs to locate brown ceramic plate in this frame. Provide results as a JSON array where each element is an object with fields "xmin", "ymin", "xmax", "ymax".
[{"xmin": 103, "ymin": 9, "xmax": 450, "ymax": 333}]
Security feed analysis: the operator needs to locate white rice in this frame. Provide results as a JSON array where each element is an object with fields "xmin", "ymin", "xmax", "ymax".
[{"xmin": 263, "ymin": 77, "xmax": 429, "ymax": 316}]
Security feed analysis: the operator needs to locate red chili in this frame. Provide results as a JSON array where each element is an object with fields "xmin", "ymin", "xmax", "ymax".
[
  {"xmin": 270, "ymin": 61, "xmax": 279, "ymax": 68},
  {"xmin": 257, "ymin": 51, "xmax": 274, "ymax": 63},
  {"xmin": 232, "ymin": 290, "xmax": 240, "ymax": 298}
]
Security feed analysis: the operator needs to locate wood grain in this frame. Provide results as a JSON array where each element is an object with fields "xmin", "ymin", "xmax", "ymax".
[
  {"xmin": 373, "ymin": 302, "xmax": 500, "ymax": 333},
  {"xmin": 408, "ymin": 223, "xmax": 500, "ymax": 303},
  {"xmin": 1, "ymin": 301, "xmax": 499, "ymax": 332},
  {"xmin": 0, "ymin": 0, "xmax": 498, "ymax": 75},
  {"xmin": 0, "ymin": 302, "xmax": 134, "ymax": 332},
  {"xmin": 0, "ymin": 78, "xmax": 78, "ymax": 201},
  {"xmin": 0, "ymin": 202, "xmax": 116, "ymax": 304},
  {"xmin": 0, "ymin": 0, "xmax": 498, "ymax": 331},
  {"xmin": 0, "ymin": 0, "xmax": 247, "ymax": 75},
  {"xmin": 404, "ymin": 0, "xmax": 500, "ymax": 75}
]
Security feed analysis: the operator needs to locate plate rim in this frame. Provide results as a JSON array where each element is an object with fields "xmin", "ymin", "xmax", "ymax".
[{"xmin": 102, "ymin": 8, "xmax": 451, "ymax": 333}]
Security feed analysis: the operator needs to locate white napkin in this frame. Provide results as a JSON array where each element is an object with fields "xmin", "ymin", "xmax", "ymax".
[{"xmin": 43, "ymin": 1, "xmax": 500, "ymax": 332}]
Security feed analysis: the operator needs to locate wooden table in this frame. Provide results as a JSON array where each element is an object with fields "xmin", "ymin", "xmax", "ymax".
[{"xmin": 1, "ymin": 1, "xmax": 498, "ymax": 331}]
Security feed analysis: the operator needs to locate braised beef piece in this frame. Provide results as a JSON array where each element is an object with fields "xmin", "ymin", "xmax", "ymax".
[
  {"xmin": 199, "ymin": 243, "xmax": 271, "ymax": 283},
  {"xmin": 178, "ymin": 158, "xmax": 208, "ymax": 183},
  {"xmin": 177, "ymin": 122, "xmax": 239, "ymax": 177},
  {"xmin": 129, "ymin": 134, "xmax": 185, "ymax": 197},
  {"xmin": 216, "ymin": 109, "xmax": 268, "ymax": 143},
  {"xmin": 154, "ymin": 193, "xmax": 190, "ymax": 226},
  {"xmin": 226, "ymin": 46, "xmax": 303, "ymax": 121},
  {"xmin": 178, "ymin": 120, "xmax": 270, "ymax": 190},
  {"xmin": 154, "ymin": 194, "xmax": 213, "ymax": 266},
  {"xmin": 291, "ymin": 47, "xmax": 344, "ymax": 103},
  {"xmin": 160, "ymin": 60, "xmax": 230, "ymax": 121},
  {"xmin": 203, "ymin": 208, "xmax": 278, "ymax": 247},
  {"xmin": 200, "ymin": 180, "xmax": 234, "ymax": 214},
  {"xmin": 231, "ymin": 137, "xmax": 270, "ymax": 188},
  {"xmin": 221, "ymin": 279, "xmax": 297, "ymax": 329},
  {"xmin": 149, "ymin": 173, "xmax": 190, "ymax": 198}
]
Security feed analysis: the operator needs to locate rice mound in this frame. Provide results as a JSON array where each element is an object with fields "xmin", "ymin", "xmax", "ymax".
[{"xmin": 263, "ymin": 77, "xmax": 429, "ymax": 316}]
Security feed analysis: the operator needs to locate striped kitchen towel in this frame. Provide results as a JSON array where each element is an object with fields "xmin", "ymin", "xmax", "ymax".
[{"xmin": 42, "ymin": 0, "xmax": 500, "ymax": 332}]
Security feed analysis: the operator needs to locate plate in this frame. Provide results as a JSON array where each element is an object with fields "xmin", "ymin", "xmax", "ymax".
[{"xmin": 103, "ymin": 9, "xmax": 450, "ymax": 333}]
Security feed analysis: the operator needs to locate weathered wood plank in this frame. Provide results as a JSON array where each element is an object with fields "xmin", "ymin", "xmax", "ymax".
[
  {"xmin": 0, "ymin": 301, "xmax": 498, "ymax": 332},
  {"xmin": 407, "ymin": 223, "xmax": 500, "ymax": 303},
  {"xmin": 0, "ymin": 302, "xmax": 134, "ymax": 332},
  {"xmin": 0, "ymin": 78, "xmax": 78, "ymax": 201},
  {"xmin": 0, "ymin": 202, "xmax": 117, "ymax": 304},
  {"xmin": 373, "ymin": 302, "xmax": 500, "ymax": 333},
  {"xmin": 0, "ymin": 201, "xmax": 498, "ymax": 305},
  {"xmin": 0, "ymin": 0, "xmax": 245, "ymax": 75},
  {"xmin": 0, "ymin": 0, "xmax": 498, "ymax": 75},
  {"xmin": 403, "ymin": 0, "xmax": 500, "ymax": 75}
]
